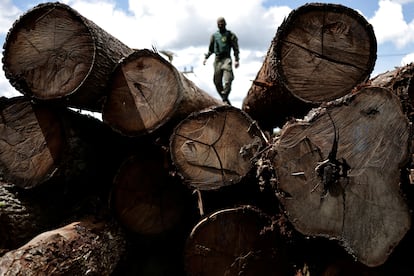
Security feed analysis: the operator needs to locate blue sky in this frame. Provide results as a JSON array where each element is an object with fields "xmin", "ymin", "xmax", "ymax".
[{"xmin": 1, "ymin": 0, "xmax": 414, "ymax": 109}]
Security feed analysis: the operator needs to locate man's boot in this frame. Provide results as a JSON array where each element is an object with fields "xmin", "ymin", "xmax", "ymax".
[{"xmin": 220, "ymin": 91, "xmax": 231, "ymax": 105}]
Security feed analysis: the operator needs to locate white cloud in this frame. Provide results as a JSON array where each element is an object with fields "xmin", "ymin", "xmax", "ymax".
[
  {"xmin": 0, "ymin": 0, "xmax": 21, "ymax": 34},
  {"xmin": 401, "ymin": 52, "xmax": 414, "ymax": 65},
  {"xmin": 369, "ymin": 0, "xmax": 414, "ymax": 48},
  {"xmin": 390, "ymin": 0, "xmax": 414, "ymax": 4}
]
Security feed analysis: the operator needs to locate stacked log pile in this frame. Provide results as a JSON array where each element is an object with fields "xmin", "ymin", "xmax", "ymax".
[{"xmin": 1, "ymin": 2, "xmax": 414, "ymax": 275}]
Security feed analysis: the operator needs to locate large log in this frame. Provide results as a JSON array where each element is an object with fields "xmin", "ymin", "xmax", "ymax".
[
  {"xmin": 184, "ymin": 205, "xmax": 290, "ymax": 276},
  {"xmin": 271, "ymin": 86, "xmax": 411, "ymax": 266},
  {"xmin": 110, "ymin": 146, "xmax": 193, "ymax": 235},
  {"xmin": 2, "ymin": 2, "xmax": 133, "ymax": 111},
  {"xmin": 0, "ymin": 219, "xmax": 126, "ymax": 275},
  {"xmin": 242, "ymin": 38, "xmax": 313, "ymax": 131},
  {"xmin": 102, "ymin": 49, "xmax": 221, "ymax": 136},
  {"xmin": 275, "ymin": 3, "xmax": 377, "ymax": 103},
  {"xmin": 0, "ymin": 96, "xmax": 120, "ymax": 189},
  {"xmin": 0, "ymin": 180, "xmax": 114, "ymax": 252},
  {"xmin": 169, "ymin": 105, "xmax": 267, "ymax": 191},
  {"xmin": 243, "ymin": 3, "xmax": 376, "ymax": 130}
]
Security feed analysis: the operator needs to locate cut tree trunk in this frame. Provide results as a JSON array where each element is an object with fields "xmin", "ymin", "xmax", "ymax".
[
  {"xmin": 243, "ymin": 3, "xmax": 377, "ymax": 131},
  {"xmin": 271, "ymin": 86, "xmax": 411, "ymax": 267},
  {"xmin": 275, "ymin": 3, "xmax": 377, "ymax": 103},
  {"xmin": 242, "ymin": 37, "xmax": 314, "ymax": 131},
  {"xmin": 0, "ymin": 96, "xmax": 120, "ymax": 189},
  {"xmin": 110, "ymin": 146, "xmax": 192, "ymax": 235},
  {"xmin": 2, "ymin": 2, "xmax": 133, "ymax": 111},
  {"xmin": 170, "ymin": 105, "xmax": 267, "ymax": 191},
  {"xmin": 102, "ymin": 49, "xmax": 222, "ymax": 136},
  {"xmin": 0, "ymin": 180, "xmax": 113, "ymax": 252},
  {"xmin": 0, "ymin": 219, "xmax": 126, "ymax": 276},
  {"xmin": 184, "ymin": 205, "xmax": 290, "ymax": 276}
]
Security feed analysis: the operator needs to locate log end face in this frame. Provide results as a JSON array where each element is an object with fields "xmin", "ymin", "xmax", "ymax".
[
  {"xmin": 3, "ymin": 3, "xmax": 94, "ymax": 100},
  {"xmin": 275, "ymin": 3, "xmax": 377, "ymax": 103},
  {"xmin": 170, "ymin": 106, "xmax": 267, "ymax": 191},
  {"xmin": 0, "ymin": 98, "xmax": 64, "ymax": 189},
  {"xmin": 273, "ymin": 87, "xmax": 411, "ymax": 267},
  {"xmin": 103, "ymin": 50, "xmax": 181, "ymax": 136}
]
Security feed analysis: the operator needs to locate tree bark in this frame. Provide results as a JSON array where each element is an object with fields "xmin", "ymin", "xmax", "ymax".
[
  {"xmin": 271, "ymin": 86, "xmax": 411, "ymax": 267},
  {"xmin": 184, "ymin": 205, "xmax": 290, "ymax": 276},
  {"xmin": 0, "ymin": 219, "xmax": 126, "ymax": 276},
  {"xmin": 0, "ymin": 97, "xmax": 120, "ymax": 189},
  {"xmin": 2, "ymin": 2, "xmax": 133, "ymax": 111},
  {"xmin": 370, "ymin": 62, "xmax": 414, "ymax": 119},
  {"xmin": 242, "ymin": 37, "xmax": 314, "ymax": 131},
  {"xmin": 102, "ymin": 49, "xmax": 222, "ymax": 136},
  {"xmin": 170, "ymin": 105, "xmax": 267, "ymax": 191},
  {"xmin": 110, "ymin": 146, "xmax": 192, "ymax": 235},
  {"xmin": 0, "ymin": 182, "xmax": 59, "ymax": 251},
  {"xmin": 275, "ymin": 3, "xmax": 377, "ymax": 103}
]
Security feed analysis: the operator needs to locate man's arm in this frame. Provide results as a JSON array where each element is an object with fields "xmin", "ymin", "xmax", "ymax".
[
  {"xmin": 203, "ymin": 35, "xmax": 215, "ymax": 65},
  {"xmin": 231, "ymin": 32, "xmax": 240, "ymax": 68}
]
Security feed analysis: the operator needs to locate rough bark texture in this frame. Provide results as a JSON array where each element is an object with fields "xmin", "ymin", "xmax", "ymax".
[
  {"xmin": 111, "ymin": 147, "xmax": 191, "ymax": 235},
  {"xmin": 370, "ymin": 62, "xmax": 414, "ymax": 120},
  {"xmin": 272, "ymin": 86, "xmax": 411, "ymax": 267},
  {"xmin": 275, "ymin": 3, "xmax": 377, "ymax": 103},
  {"xmin": 242, "ymin": 37, "xmax": 314, "ymax": 131},
  {"xmin": 184, "ymin": 205, "xmax": 289, "ymax": 276},
  {"xmin": 0, "ymin": 219, "xmax": 126, "ymax": 276},
  {"xmin": 102, "ymin": 49, "xmax": 222, "ymax": 136},
  {"xmin": 170, "ymin": 105, "xmax": 267, "ymax": 191},
  {"xmin": 0, "ymin": 182, "xmax": 58, "ymax": 251},
  {"xmin": 2, "ymin": 2, "xmax": 133, "ymax": 111}
]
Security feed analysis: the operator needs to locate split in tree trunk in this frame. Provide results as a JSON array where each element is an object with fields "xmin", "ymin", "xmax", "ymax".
[
  {"xmin": 2, "ymin": 2, "xmax": 133, "ymax": 111},
  {"xmin": 0, "ymin": 219, "xmax": 126, "ymax": 276},
  {"xmin": 271, "ymin": 86, "xmax": 411, "ymax": 267},
  {"xmin": 184, "ymin": 205, "xmax": 290, "ymax": 276},
  {"xmin": 102, "ymin": 49, "xmax": 222, "ymax": 136},
  {"xmin": 170, "ymin": 105, "xmax": 267, "ymax": 191},
  {"xmin": 275, "ymin": 3, "xmax": 377, "ymax": 103}
]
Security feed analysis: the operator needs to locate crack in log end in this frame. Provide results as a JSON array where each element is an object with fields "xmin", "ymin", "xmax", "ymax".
[
  {"xmin": 313, "ymin": 112, "xmax": 351, "ymax": 201},
  {"xmin": 361, "ymin": 108, "xmax": 379, "ymax": 117},
  {"xmin": 282, "ymin": 40, "xmax": 365, "ymax": 71}
]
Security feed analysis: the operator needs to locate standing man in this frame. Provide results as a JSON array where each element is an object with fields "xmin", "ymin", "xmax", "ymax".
[{"xmin": 203, "ymin": 17, "xmax": 240, "ymax": 105}]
